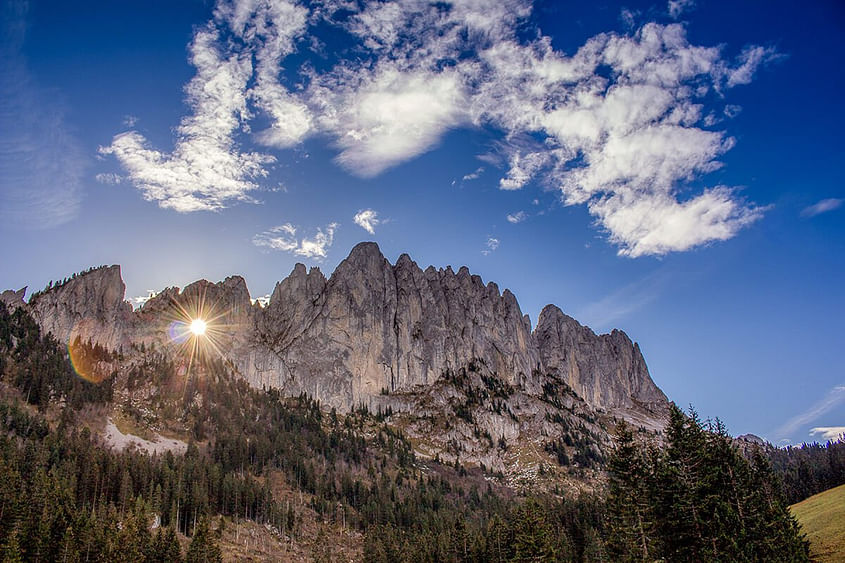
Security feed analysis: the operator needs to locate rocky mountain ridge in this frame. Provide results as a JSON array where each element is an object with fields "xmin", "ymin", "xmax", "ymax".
[{"xmin": 4, "ymin": 242, "xmax": 669, "ymax": 475}]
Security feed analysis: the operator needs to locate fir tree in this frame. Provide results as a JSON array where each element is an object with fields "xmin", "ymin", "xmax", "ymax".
[{"xmin": 185, "ymin": 516, "xmax": 221, "ymax": 563}]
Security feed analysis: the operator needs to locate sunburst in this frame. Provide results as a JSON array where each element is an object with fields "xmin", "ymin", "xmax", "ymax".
[{"xmin": 162, "ymin": 284, "xmax": 236, "ymax": 384}]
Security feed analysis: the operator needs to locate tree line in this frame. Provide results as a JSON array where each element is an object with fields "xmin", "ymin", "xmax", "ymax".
[{"xmin": 0, "ymin": 302, "xmax": 820, "ymax": 560}]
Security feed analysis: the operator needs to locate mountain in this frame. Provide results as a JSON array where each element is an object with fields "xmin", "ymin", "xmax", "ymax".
[
  {"xmin": 0, "ymin": 246, "xmax": 815, "ymax": 562},
  {"xmin": 5, "ymin": 242, "xmax": 668, "ymax": 478}
]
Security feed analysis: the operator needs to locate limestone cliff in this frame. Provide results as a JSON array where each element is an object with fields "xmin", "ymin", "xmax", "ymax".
[
  {"xmin": 534, "ymin": 305, "xmax": 668, "ymax": 413},
  {"xmin": 7, "ymin": 243, "xmax": 669, "ymax": 429},
  {"xmin": 28, "ymin": 266, "xmax": 133, "ymax": 352}
]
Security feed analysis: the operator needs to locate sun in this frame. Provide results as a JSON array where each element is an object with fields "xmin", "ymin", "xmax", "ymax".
[{"xmin": 190, "ymin": 318, "xmax": 207, "ymax": 336}]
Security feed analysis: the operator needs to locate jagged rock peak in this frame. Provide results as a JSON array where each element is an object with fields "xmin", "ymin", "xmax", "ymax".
[
  {"xmin": 535, "ymin": 304, "xmax": 667, "ymax": 413},
  {"xmin": 0, "ymin": 287, "xmax": 26, "ymax": 310},
  {"xmin": 27, "ymin": 265, "xmax": 131, "ymax": 351}
]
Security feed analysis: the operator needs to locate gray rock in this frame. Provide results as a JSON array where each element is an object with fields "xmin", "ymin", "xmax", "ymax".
[
  {"xmin": 7, "ymin": 243, "xmax": 669, "ymax": 427},
  {"xmin": 534, "ymin": 304, "xmax": 668, "ymax": 414}
]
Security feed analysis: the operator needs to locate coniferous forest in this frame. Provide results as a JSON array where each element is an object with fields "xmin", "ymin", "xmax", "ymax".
[{"xmin": 0, "ymin": 302, "xmax": 830, "ymax": 561}]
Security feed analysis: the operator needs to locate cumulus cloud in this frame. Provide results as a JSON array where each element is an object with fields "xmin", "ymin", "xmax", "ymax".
[
  {"xmin": 316, "ymin": 68, "xmax": 468, "ymax": 177},
  {"xmin": 809, "ymin": 427, "xmax": 845, "ymax": 442},
  {"xmin": 353, "ymin": 208, "xmax": 380, "ymax": 234},
  {"xmin": 253, "ymin": 222, "xmax": 338, "ymax": 259},
  {"xmin": 506, "ymin": 211, "xmax": 527, "ymax": 223},
  {"xmin": 131, "ymin": 290, "xmax": 158, "ymax": 309},
  {"xmin": 801, "ymin": 198, "xmax": 842, "ymax": 218},
  {"xmin": 102, "ymin": 0, "xmax": 774, "ymax": 256}
]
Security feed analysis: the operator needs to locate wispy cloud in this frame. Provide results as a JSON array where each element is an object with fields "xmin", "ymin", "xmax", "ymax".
[
  {"xmin": 776, "ymin": 385, "xmax": 845, "ymax": 442},
  {"xmin": 253, "ymin": 222, "xmax": 338, "ymax": 259},
  {"xmin": 462, "ymin": 167, "xmax": 484, "ymax": 181},
  {"xmin": 667, "ymin": 0, "xmax": 695, "ymax": 19},
  {"xmin": 102, "ymin": 0, "xmax": 775, "ymax": 257},
  {"xmin": 576, "ymin": 270, "xmax": 670, "ymax": 330},
  {"xmin": 353, "ymin": 209, "xmax": 380, "ymax": 234},
  {"xmin": 0, "ymin": 1, "xmax": 84, "ymax": 229},
  {"xmin": 809, "ymin": 427, "xmax": 845, "ymax": 442},
  {"xmin": 481, "ymin": 237, "xmax": 500, "ymax": 255},
  {"xmin": 506, "ymin": 211, "xmax": 527, "ymax": 224},
  {"xmin": 95, "ymin": 173, "xmax": 122, "ymax": 185},
  {"xmin": 801, "ymin": 198, "xmax": 842, "ymax": 218}
]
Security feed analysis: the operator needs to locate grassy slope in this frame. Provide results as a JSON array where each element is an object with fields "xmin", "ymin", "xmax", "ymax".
[{"xmin": 791, "ymin": 483, "xmax": 845, "ymax": 562}]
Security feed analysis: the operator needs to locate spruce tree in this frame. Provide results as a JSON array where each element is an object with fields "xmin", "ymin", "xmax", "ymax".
[
  {"xmin": 185, "ymin": 516, "xmax": 221, "ymax": 563},
  {"xmin": 606, "ymin": 423, "xmax": 658, "ymax": 561}
]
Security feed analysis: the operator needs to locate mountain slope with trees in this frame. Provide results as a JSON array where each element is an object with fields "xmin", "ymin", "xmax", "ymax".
[{"xmin": 0, "ymin": 302, "xmax": 813, "ymax": 561}]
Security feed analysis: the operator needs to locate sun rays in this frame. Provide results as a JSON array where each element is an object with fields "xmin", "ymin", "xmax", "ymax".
[{"xmin": 162, "ymin": 284, "xmax": 236, "ymax": 383}]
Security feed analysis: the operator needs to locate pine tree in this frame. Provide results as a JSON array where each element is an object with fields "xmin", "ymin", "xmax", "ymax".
[
  {"xmin": 185, "ymin": 516, "xmax": 221, "ymax": 563},
  {"xmin": 153, "ymin": 527, "xmax": 183, "ymax": 562},
  {"xmin": 511, "ymin": 498, "xmax": 557, "ymax": 562},
  {"xmin": 606, "ymin": 423, "xmax": 658, "ymax": 561}
]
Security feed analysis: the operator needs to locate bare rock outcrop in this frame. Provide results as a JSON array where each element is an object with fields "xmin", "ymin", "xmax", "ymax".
[
  {"xmin": 28, "ymin": 266, "xmax": 132, "ymax": 351},
  {"xmin": 534, "ymin": 304, "xmax": 667, "ymax": 414},
  {"xmin": 0, "ymin": 287, "xmax": 26, "ymax": 311},
  {"xmin": 8, "ymin": 243, "xmax": 669, "ymax": 426}
]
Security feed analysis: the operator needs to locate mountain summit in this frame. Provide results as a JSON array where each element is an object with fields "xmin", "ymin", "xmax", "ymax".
[{"xmin": 6, "ymin": 242, "xmax": 668, "ymax": 476}]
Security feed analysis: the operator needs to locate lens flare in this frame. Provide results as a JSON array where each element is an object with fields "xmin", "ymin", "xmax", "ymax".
[{"xmin": 67, "ymin": 319, "xmax": 109, "ymax": 383}]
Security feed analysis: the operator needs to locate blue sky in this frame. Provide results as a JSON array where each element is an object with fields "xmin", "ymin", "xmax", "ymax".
[{"xmin": 1, "ymin": 0, "xmax": 843, "ymax": 445}]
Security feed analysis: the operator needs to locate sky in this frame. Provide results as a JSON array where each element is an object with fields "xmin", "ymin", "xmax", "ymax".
[{"xmin": 1, "ymin": 0, "xmax": 843, "ymax": 446}]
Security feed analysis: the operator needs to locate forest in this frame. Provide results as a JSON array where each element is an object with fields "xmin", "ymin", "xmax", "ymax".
[{"xmin": 0, "ymin": 302, "xmax": 834, "ymax": 561}]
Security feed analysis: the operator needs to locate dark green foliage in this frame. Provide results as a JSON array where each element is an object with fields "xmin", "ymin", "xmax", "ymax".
[
  {"xmin": 606, "ymin": 405, "xmax": 810, "ymax": 562},
  {"xmin": 185, "ymin": 517, "xmax": 221, "ymax": 563},
  {"xmin": 767, "ymin": 438, "xmax": 845, "ymax": 504},
  {"xmin": 0, "ymin": 303, "xmax": 114, "ymax": 409},
  {"xmin": 0, "ymin": 304, "xmax": 822, "ymax": 561},
  {"xmin": 153, "ymin": 527, "xmax": 184, "ymax": 562}
]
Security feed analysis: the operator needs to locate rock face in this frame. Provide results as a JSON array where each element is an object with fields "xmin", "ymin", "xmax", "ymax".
[
  {"xmin": 535, "ymin": 305, "xmax": 667, "ymax": 412},
  {"xmin": 28, "ymin": 266, "xmax": 133, "ymax": 352},
  {"xmin": 7, "ymin": 243, "xmax": 669, "ymax": 424},
  {"xmin": 0, "ymin": 287, "xmax": 26, "ymax": 310}
]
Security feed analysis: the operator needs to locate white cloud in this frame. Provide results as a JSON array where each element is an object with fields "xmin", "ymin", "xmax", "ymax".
[
  {"xmin": 95, "ymin": 173, "xmax": 122, "ymax": 185},
  {"xmin": 354, "ymin": 208, "xmax": 380, "ymax": 234},
  {"xmin": 590, "ymin": 187, "xmax": 764, "ymax": 258},
  {"xmin": 576, "ymin": 270, "xmax": 670, "ymax": 330},
  {"xmin": 315, "ymin": 67, "xmax": 468, "ymax": 177},
  {"xmin": 123, "ymin": 115, "xmax": 138, "ymax": 127},
  {"xmin": 100, "ymin": 26, "xmax": 274, "ymax": 212},
  {"xmin": 726, "ymin": 46, "xmax": 779, "ymax": 88},
  {"xmin": 801, "ymin": 198, "xmax": 842, "ymax": 218},
  {"xmin": 667, "ymin": 0, "xmax": 695, "ymax": 19},
  {"xmin": 506, "ymin": 211, "xmax": 527, "ymax": 223},
  {"xmin": 809, "ymin": 427, "xmax": 845, "ymax": 442},
  {"xmin": 102, "ymin": 0, "xmax": 775, "ymax": 257},
  {"xmin": 481, "ymin": 237, "xmax": 500, "ymax": 255},
  {"xmin": 132, "ymin": 290, "xmax": 158, "ymax": 309},
  {"xmin": 462, "ymin": 167, "xmax": 484, "ymax": 181},
  {"xmin": 776, "ymin": 385, "xmax": 845, "ymax": 441},
  {"xmin": 253, "ymin": 222, "xmax": 338, "ymax": 259}
]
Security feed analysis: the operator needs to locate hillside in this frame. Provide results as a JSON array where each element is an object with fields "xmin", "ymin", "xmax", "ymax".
[
  {"xmin": 2, "ymin": 243, "xmax": 669, "ymax": 482},
  {"xmin": 791, "ymin": 484, "xmax": 845, "ymax": 562},
  {"xmin": 0, "ymin": 261, "xmax": 813, "ymax": 561}
]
